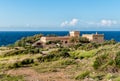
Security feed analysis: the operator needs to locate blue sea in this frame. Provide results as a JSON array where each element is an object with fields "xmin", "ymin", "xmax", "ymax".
[{"xmin": 0, "ymin": 31, "xmax": 120, "ymax": 46}]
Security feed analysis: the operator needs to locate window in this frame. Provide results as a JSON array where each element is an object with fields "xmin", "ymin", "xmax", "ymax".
[{"xmin": 65, "ymin": 41, "xmax": 68, "ymax": 44}]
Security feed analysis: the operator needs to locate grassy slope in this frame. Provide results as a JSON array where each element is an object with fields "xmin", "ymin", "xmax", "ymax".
[{"xmin": 0, "ymin": 44, "xmax": 120, "ymax": 81}]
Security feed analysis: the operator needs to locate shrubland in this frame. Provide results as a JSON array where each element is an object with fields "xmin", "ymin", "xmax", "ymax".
[{"xmin": 0, "ymin": 36, "xmax": 120, "ymax": 81}]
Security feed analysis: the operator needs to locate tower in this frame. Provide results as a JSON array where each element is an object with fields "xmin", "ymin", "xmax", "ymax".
[{"xmin": 69, "ymin": 31, "xmax": 80, "ymax": 37}]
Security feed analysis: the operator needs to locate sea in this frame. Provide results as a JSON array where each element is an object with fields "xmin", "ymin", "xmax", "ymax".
[{"xmin": 0, "ymin": 31, "xmax": 120, "ymax": 46}]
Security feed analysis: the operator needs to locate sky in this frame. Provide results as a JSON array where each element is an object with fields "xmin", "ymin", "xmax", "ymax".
[{"xmin": 0, "ymin": 0, "xmax": 120, "ymax": 31}]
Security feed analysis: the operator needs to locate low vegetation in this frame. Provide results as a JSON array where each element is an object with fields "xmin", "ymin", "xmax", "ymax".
[
  {"xmin": 8, "ymin": 58, "xmax": 34, "ymax": 69},
  {"xmin": 0, "ymin": 74, "xmax": 24, "ymax": 81},
  {"xmin": 10, "ymin": 34, "xmax": 43, "ymax": 47},
  {"xmin": 0, "ymin": 35, "xmax": 120, "ymax": 81},
  {"xmin": 75, "ymin": 71, "xmax": 90, "ymax": 80}
]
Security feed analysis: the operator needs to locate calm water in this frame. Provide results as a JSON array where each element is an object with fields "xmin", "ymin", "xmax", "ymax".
[{"xmin": 0, "ymin": 31, "xmax": 120, "ymax": 46}]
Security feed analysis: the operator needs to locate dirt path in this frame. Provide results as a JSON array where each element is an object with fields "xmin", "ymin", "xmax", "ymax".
[{"xmin": 6, "ymin": 67, "xmax": 74, "ymax": 81}]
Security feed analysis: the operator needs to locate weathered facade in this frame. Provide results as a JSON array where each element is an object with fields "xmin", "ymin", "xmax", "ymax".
[
  {"xmin": 69, "ymin": 31, "xmax": 80, "ymax": 37},
  {"xmin": 32, "ymin": 31, "xmax": 104, "ymax": 47},
  {"xmin": 40, "ymin": 36, "xmax": 70, "ymax": 44},
  {"xmin": 40, "ymin": 31, "xmax": 80, "ymax": 44},
  {"xmin": 32, "ymin": 31, "xmax": 80, "ymax": 47},
  {"xmin": 82, "ymin": 32, "xmax": 104, "ymax": 43}
]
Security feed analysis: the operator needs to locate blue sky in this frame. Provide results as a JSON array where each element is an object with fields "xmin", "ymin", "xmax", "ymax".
[{"xmin": 0, "ymin": 0, "xmax": 120, "ymax": 31}]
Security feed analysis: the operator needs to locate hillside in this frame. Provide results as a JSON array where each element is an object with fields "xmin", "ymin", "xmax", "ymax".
[{"xmin": 0, "ymin": 38, "xmax": 120, "ymax": 81}]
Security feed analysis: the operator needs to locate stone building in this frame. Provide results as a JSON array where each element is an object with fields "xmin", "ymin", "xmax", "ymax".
[
  {"xmin": 32, "ymin": 31, "xmax": 104, "ymax": 47},
  {"xmin": 69, "ymin": 31, "xmax": 80, "ymax": 37},
  {"xmin": 82, "ymin": 32, "xmax": 104, "ymax": 43},
  {"xmin": 40, "ymin": 31, "xmax": 80, "ymax": 44},
  {"xmin": 32, "ymin": 31, "xmax": 80, "ymax": 47}
]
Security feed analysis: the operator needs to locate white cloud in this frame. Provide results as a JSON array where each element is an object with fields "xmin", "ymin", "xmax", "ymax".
[
  {"xmin": 61, "ymin": 18, "xmax": 79, "ymax": 27},
  {"xmin": 100, "ymin": 19, "xmax": 118, "ymax": 26},
  {"xmin": 61, "ymin": 18, "xmax": 119, "ymax": 27},
  {"xmin": 61, "ymin": 21, "xmax": 69, "ymax": 27},
  {"xmin": 86, "ymin": 19, "xmax": 118, "ymax": 27},
  {"xmin": 69, "ymin": 19, "xmax": 79, "ymax": 26}
]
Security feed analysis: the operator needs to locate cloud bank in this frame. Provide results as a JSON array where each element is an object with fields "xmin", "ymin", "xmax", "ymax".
[
  {"xmin": 100, "ymin": 20, "xmax": 117, "ymax": 26},
  {"xmin": 61, "ymin": 18, "xmax": 79, "ymax": 27},
  {"xmin": 61, "ymin": 19, "xmax": 119, "ymax": 27}
]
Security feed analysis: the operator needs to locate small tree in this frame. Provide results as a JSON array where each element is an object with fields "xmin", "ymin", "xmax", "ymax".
[
  {"xmin": 79, "ymin": 37, "xmax": 90, "ymax": 43},
  {"xmin": 70, "ymin": 37, "xmax": 79, "ymax": 44},
  {"xmin": 70, "ymin": 37, "xmax": 90, "ymax": 44}
]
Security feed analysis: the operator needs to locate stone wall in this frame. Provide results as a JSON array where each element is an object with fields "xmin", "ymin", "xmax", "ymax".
[{"xmin": 82, "ymin": 34, "xmax": 104, "ymax": 43}]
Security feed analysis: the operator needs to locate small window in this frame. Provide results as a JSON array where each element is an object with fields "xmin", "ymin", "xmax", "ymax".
[{"xmin": 65, "ymin": 41, "xmax": 68, "ymax": 44}]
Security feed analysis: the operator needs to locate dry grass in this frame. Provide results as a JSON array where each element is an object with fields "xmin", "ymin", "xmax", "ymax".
[{"xmin": 0, "ymin": 44, "xmax": 120, "ymax": 81}]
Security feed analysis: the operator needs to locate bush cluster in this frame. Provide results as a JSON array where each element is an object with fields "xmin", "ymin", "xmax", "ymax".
[
  {"xmin": 70, "ymin": 37, "xmax": 90, "ymax": 44},
  {"xmin": 0, "ymin": 74, "xmax": 24, "ymax": 81},
  {"xmin": 93, "ymin": 54, "xmax": 109, "ymax": 69},
  {"xmin": 37, "ymin": 49, "xmax": 70, "ymax": 62},
  {"xmin": 8, "ymin": 58, "xmax": 34, "ymax": 68},
  {"xmin": 58, "ymin": 58, "xmax": 76, "ymax": 66},
  {"xmin": 14, "ymin": 34, "xmax": 43, "ymax": 47},
  {"xmin": 46, "ymin": 40, "xmax": 61, "ymax": 45},
  {"xmin": 115, "ymin": 51, "xmax": 120, "ymax": 68},
  {"xmin": 1, "ymin": 50, "xmax": 26, "ymax": 57},
  {"xmin": 75, "ymin": 71, "xmax": 90, "ymax": 80},
  {"xmin": 93, "ymin": 51, "xmax": 120, "ymax": 72},
  {"xmin": 70, "ymin": 50, "xmax": 96, "ymax": 59},
  {"xmin": 1, "ymin": 48, "xmax": 41, "ymax": 57},
  {"xmin": 102, "ymin": 39, "xmax": 116, "ymax": 45},
  {"xmin": 79, "ymin": 43, "xmax": 100, "ymax": 51}
]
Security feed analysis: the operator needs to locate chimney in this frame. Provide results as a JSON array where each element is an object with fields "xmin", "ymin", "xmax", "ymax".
[{"xmin": 96, "ymin": 32, "xmax": 98, "ymax": 35}]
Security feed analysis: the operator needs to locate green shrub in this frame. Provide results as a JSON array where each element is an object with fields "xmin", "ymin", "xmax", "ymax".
[
  {"xmin": 105, "ymin": 73, "xmax": 116, "ymax": 80},
  {"xmin": 37, "ymin": 54, "xmax": 57, "ymax": 62},
  {"xmin": 70, "ymin": 50, "xmax": 96, "ymax": 59},
  {"xmin": 79, "ymin": 37, "xmax": 90, "ymax": 43},
  {"xmin": 28, "ymin": 48, "xmax": 41, "ymax": 54},
  {"xmin": 58, "ymin": 58, "xmax": 76, "ymax": 65},
  {"xmin": 102, "ymin": 39, "xmax": 116, "ymax": 45},
  {"xmin": 58, "ymin": 48, "xmax": 70, "ymax": 52},
  {"xmin": 8, "ymin": 58, "xmax": 34, "ymax": 68},
  {"xmin": 57, "ymin": 51, "xmax": 70, "ymax": 58},
  {"xmin": 37, "ymin": 50, "xmax": 70, "ymax": 62},
  {"xmin": 93, "ymin": 54, "xmax": 108, "ymax": 69},
  {"xmin": 115, "ymin": 51, "xmax": 120, "ymax": 68},
  {"xmin": 94, "ymin": 75, "xmax": 105, "ymax": 80},
  {"xmin": 72, "ymin": 43, "xmax": 82, "ymax": 50},
  {"xmin": 75, "ymin": 71, "xmax": 90, "ymax": 80},
  {"xmin": 114, "ymin": 77, "xmax": 120, "ymax": 81},
  {"xmin": 21, "ymin": 58, "xmax": 34, "ymax": 65},
  {"xmin": 9, "ymin": 62, "xmax": 21, "ymax": 68},
  {"xmin": 70, "ymin": 36, "xmax": 90, "ymax": 44},
  {"xmin": 0, "ymin": 74, "xmax": 24, "ymax": 81},
  {"xmin": 80, "ymin": 43, "xmax": 100, "ymax": 51},
  {"xmin": 46, "ymin": 40, "xmax": 61, "ymax": 45},
  {"xmin": 14, "ymin": 34, "xmax": 43, "ymax": 47},
  {"xmin": 1, "ymin": 48, "xmax": 42, "ymax": 57},
  {"xmin": 93, "ymin": 59, "xmax": 100, "ymax": 69},
  {"xmin": 2, "ymin": 50, "xmax": 26, "ymax": 57}
]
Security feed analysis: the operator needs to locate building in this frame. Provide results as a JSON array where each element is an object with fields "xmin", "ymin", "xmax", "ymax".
[
  {"xmin": 40, "ymin": 36, "xmax": 70, "ymax": 44},
  {"xmin": 69, "ymin": 31, "xmax": 80, "ymax": 37},
  {"xmin": 32, "ymin": 31, "xmax": 104, "ymax": 47},
  {"xmin": 32, "ymin": 31, "xmax": 80, "ymax": 47},
  {"xmin": 82, "ymin": 32, "xmax": 104, "ymax": 43},
  {"xmin": 40, "ymin": 31, "xmax": 80, "ymax": 44}
]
